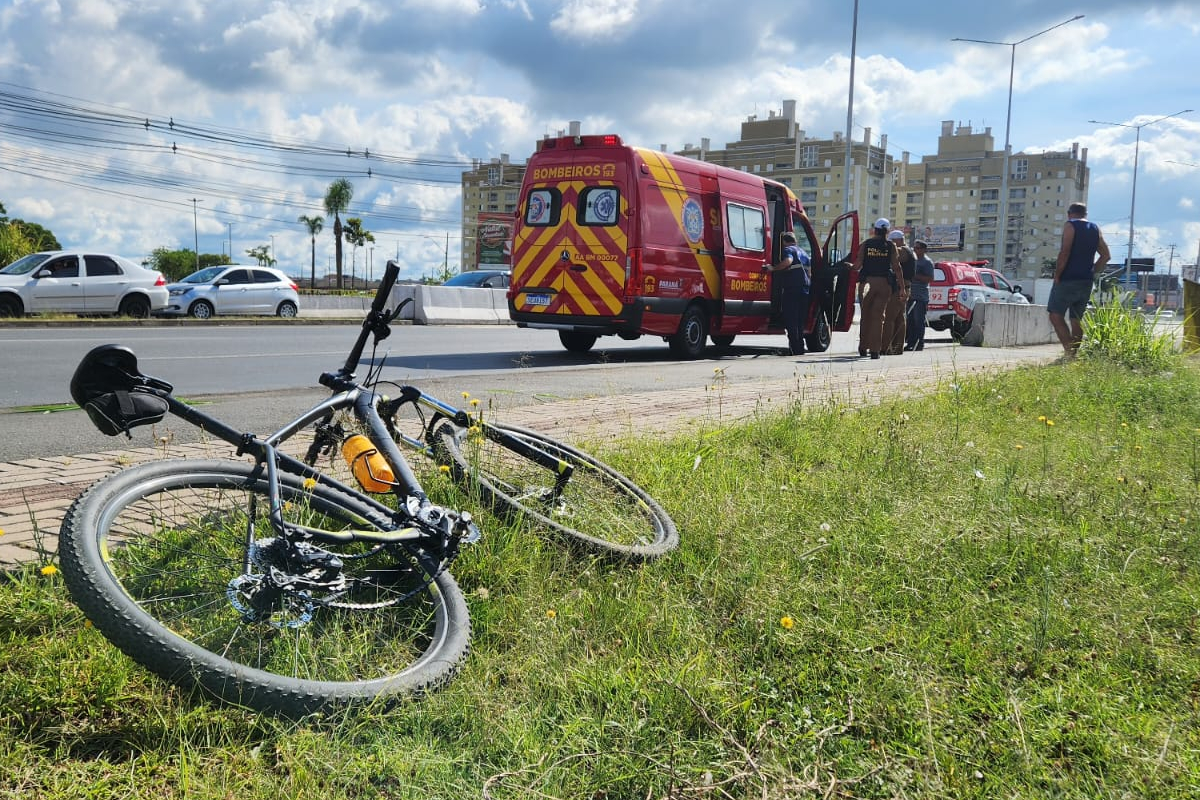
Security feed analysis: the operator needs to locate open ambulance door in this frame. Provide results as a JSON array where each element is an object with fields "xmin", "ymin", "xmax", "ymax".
[{"xmin": 820, "ymin": 211, "xmax": 860, "ymax": 332}]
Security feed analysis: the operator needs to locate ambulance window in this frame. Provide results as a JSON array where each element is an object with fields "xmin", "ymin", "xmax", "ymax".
[
  {"xmin": 726, "ymin": 203, "xmax": 766, "ymax": 252},
  {"xmin": 523, "ymin": 189, "xmax": 561, "ymax": 227},
  {"xmin": 579, "ymin": 187, "xmax": 620, "ymax": 226}
]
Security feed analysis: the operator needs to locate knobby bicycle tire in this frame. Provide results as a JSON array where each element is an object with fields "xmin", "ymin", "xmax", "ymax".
[
  {"xmin": 433, "ymin": 422, "xmax": 678, "ymax": 561},
  {"xmin": 58, "ymin": 459, "xmax": 471, "ymax": 717}
]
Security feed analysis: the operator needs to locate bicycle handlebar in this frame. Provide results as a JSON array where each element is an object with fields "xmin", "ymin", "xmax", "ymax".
[{"xmin": 335, "ymin": 260, "xmax": 403, "ymax": 379}]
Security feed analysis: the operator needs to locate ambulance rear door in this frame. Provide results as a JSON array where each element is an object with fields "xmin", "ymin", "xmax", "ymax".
[{"xmin": 509, "ymin": 145, "xmax": 631, "ymax": 325}]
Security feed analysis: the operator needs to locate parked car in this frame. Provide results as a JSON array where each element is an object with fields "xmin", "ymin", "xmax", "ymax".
[
  {"xmin": 926, "ymin": 261, "xmax": 1028, "ymax": 339},
  {"xmin": 442, "ymin": 270, "xmax": 510, "ymax": 288},
  {"xmin": 0, "ymin": 251, "xmax": 168, "ymax": 318},
  {"xmin": 159, "ymin": 265, "xmax": 300, "ymax": 318}
]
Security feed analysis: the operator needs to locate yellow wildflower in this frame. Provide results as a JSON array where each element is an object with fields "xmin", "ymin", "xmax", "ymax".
[
  {"xmin": 1014, "ymin": 444, "xmax": 1024, "ymax": 450},
  {"xmin": 780, "ymin": 616, "xmax": 795, "ymax": 630},
  {"xmin": 470, "ymin": 398, "xmax": 480, "ymax": 407},
  {"xmin": 303, "ymin": 477, "xmax": 317, "ymax": 490},
  {"xmin": 546, "ymin": 609, "xmax": 557, "ymax": 619},
  {"xmin": 461, "ymin": 391, "xmax": 471, "ymax": 399},
  {"xmin": 1037, "ymin": 415, "xmax": 1047, "ymax": 423},
  {"xmin": 438, "ymin": 464, "xmax": 451, "ymax": 474},
  {"xmin": 40, "ymin": 564, "xmax": 58, "ymax": 576},
  {"xmin": 1045, "ymin": 419, "xmax": 1055, "ymax": 427}
]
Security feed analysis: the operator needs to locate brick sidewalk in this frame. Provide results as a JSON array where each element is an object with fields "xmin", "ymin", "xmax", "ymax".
[{"xmin": 0, "ymin": 351, "xmax": 1056, "ymax": 567}]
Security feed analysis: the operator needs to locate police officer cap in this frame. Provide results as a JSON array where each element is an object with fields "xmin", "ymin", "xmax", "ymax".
[{"xmin": 874, "ymin": 218, "xmax": 890, "ymax": 231}]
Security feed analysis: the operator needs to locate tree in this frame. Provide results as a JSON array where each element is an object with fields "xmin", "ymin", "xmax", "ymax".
[
  {"xmin": 342, "ymin": 217, "xmax": 375, "ymax": 288},
  {"xmin": 246, "ymin": 245, "xmax": 275, "ymax": 267},
  {"xmin": 144, "ymin": 248, "xmax": 231, "ymax": 281},
  {"xmin": 323, "ymin": 178, "xmax": 353, "ymax": 290},
  {"xmin": 298, "ymin": 214, "xmax": 323, "ymax": 289}
]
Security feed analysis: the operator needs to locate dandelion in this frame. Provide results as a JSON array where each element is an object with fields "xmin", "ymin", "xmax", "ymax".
[
  {"xmin": 462, "ymin": 391, "xmax": 471, "ymax": 399},
  {"xmin": 84, "ymin": 619, "xmax": 93, "ymax": 628},
  {"xmin": 1134, "ymin": 445, "xmax": 1142, "ymax": 452},
  {"xmin": 780, "ymin": 616, "xmax": 795, "ymax": 630},
  {"xmin": 475, "ymin": 587, "xmax": 490, "ymax": 600},
  {"xmin": 438, "ymin": 464, "xmax": 451, "ymax": 475},
  {"xmin": 40, "ymin": 564, "xmax": 58, "ymax": 576},
  {"xmin": 819, "ymin": 522, "xmax": 832, "ymax": 533},
  {"xmin": 1117, "ymin": 476, "xmax": 1127, "ymax": 484},
  {"xmin": 303, "ymin": 477, "xmax": 317, "ymax": 490},
  {"xmin": 470, "ymin": 398, "xmax": 480, "ymax": 407},
  {"xmin": 1121, "ymin": 422, "xmax": 1129, "ymax": 428},
  {"xmin": 546, "ymin": 609, "xmax": 557, "ymax": 620},
  {"xmin": 1046, "ymin": 419, "xmax": 1055, "ymax": 427},
  {"xmin": 1038, "ymin": 415, "xmax": 1047, "ymax": 423},
  {"xmin": 0, "ymin": 527, "xmax": 5, "ymax": 537},
  {"xmin": 1014, "ymin": 444, "xmax": 1024, "ymax": 450}
]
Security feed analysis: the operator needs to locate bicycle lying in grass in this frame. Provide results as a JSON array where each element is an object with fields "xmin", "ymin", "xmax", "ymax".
[{"xmin": 58, "ymin": 260, "xmax": 678, "ymax": 717}]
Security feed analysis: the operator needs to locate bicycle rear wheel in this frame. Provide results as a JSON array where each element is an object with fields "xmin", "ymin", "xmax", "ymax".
[
  {"xmin": 58, "ymin": 459, "xmax": 470, "ymax": 717},
  {"xmin": 434, "ymin": 423, "xmax": 678, "ymax": 561}
]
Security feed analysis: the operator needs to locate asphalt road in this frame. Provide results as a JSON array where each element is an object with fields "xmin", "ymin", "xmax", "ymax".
[{"xmin": 0, "ymin": 320, "xmax": 1056, "ymax": 461}]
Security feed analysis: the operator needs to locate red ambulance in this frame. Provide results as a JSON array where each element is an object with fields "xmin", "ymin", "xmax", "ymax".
[{"xmin": 507, "ymin": 133, "xmax": 860, "ymax": 358}]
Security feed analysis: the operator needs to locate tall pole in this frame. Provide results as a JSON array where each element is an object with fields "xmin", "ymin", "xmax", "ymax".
[
  {"xmin": 1089, "ymin": 109, "xmax": 1192, "ymax": 288},
  {"xmin": 953, "ymin": 15, "xmax": 1083, "ymax": 278},
  {"xmin": 270, "ymin": 234, "xmax": 275, "ymax": 267},
  {"xmin": 843, "ymin": 0, "xmax": 858, "ymax": 215},
  {"xmin": 190, "ymin": 199, "xmax": 201, "ymax": 270},
  {"xmin": 227, "ymin": 223, "xmax": 233, "ymax": 263}
]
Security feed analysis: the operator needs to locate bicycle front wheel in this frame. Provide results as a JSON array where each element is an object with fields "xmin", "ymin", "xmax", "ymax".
[
  {"xmin": 434, "ymin": 423, "xmax": 678, "ymax": 561},
  {"xmin": 58, "ymin": 459, "xmax": 470, "ymax": 717}
]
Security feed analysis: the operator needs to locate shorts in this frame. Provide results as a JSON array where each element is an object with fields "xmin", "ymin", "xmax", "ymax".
[{"xmin": 1047, "ymin": 280, "xmax": 1092, "ymax": 319}]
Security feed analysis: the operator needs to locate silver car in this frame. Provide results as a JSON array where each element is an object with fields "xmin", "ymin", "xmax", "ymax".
[
  {"xmin": 160, "ymin": 265, "xmax": 300, "ymax": 318},
  {"xmin": 0, "ymin": 251, "xmax": 169, "ymax": 318}
]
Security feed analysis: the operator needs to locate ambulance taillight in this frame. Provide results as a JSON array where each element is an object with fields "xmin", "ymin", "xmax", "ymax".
[
  {"xmin": 602, "ymin": 135, "xmax": 619, "ymax": 146},
  {"xmin": 623, "ymin": 248, "xmax": 644, "ymax": 304}
]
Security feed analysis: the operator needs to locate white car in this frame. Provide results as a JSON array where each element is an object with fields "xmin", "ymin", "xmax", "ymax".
[
  {"xmin": 0, "ymin": 251, "xmax": 168, "ymax": 317},
  {"xmin": 159, "ymin": 265, "xmax": 300, "ymax": 318}
]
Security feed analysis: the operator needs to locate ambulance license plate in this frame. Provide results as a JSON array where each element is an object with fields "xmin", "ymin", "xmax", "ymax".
[{"xmin": 527, "ymin": 293, "xmax": 551, "ymax": 307}]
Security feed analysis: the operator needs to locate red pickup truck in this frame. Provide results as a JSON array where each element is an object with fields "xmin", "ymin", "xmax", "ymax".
[{"xmin": 926, "ymin": 261, "xmax": 1030, "ymax": 340}]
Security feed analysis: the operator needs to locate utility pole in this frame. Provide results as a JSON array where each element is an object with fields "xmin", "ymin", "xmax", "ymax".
[
  {"xmin": 190, "ymin": 199, "xmax": 202, "ymax": 270},
  {"xmin": 227, "ymin": 223, "xmax": 233, "ymax": 263}
]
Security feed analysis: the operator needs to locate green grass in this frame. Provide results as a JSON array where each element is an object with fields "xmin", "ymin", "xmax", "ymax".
[{"xmin": 4, "ymin": 325, "xmax": 1199, "ymax": 797}]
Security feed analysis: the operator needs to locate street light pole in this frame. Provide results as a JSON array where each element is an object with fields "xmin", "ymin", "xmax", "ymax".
[
  {"xmin": 1088, "ymin": 110, "xmax": 1193, "ymax": 288},
  {"xmin": 190, "ymin": 199, "xmax": 202, "ymax": 270},
  {"xmin": 953, "ymin": 15, "xmax": 1083, "ymax": 278},
  {"xmin": 843, "ymin": 0, "xmax": 858, "ymax": 215}
]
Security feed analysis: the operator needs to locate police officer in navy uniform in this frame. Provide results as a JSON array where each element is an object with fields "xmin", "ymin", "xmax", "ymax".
[
  {"xmin": 764, "ymin": 231, "xmax": 811, "ymax": 355},
  {"xmin": 852, "ymin": 218, "xmax": 906, "ymax": 359}
]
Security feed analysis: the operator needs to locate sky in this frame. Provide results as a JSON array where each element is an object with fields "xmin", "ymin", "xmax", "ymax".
[{"xmin": 1, "ymin": 0, "xmax": 1198, "ymax": 282}]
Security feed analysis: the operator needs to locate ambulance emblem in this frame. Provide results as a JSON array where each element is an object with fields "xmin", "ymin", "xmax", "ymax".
[{"xmin": 682, "ymin": 198, "xmax": 703, "ymax": 244}]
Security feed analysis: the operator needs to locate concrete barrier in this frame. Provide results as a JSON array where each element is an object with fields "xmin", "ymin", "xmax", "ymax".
[
  {"xmin": 961, "ymin": 303, "xmax": 1056, "ymax": 347},
  {"xmin": 412, "ymin": 286, "xmax": 512, "ymax": 325}
]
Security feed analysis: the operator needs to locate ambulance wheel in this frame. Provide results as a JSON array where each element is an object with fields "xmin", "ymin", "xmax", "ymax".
[
  {"xmin": 710, "ymin": 334, "xmax": 736, "ymax": 350},
  {"xmin": 804, "ymin": 310, "xmax": 832, "ymax": 353},
  {"xmin": 558, "ymin": 331, "xmax": 597, "ymax": 353},
  {"xmin": 668, "ymin": 306, "xmax": 709, "ymax": 359}
]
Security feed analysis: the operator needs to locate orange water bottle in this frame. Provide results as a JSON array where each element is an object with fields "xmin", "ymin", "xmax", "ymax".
[{"xmin": 341, "ymin": 435, "xmax": 395, "ymax": 492}]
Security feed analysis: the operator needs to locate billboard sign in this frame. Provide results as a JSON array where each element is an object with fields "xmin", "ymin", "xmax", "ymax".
[
  {"xmin": 916, "ymin": 224, "xmax": 964, "ymax": 252},
  {"xmin": 477, "ymin": 213, "xmax": 513, "ymax": 265}
]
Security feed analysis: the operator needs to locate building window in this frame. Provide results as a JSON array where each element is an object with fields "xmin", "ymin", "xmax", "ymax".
[
  {"xmin": 801, "ymin": 145, "xmax": 818, "ymax": 168},
  {"xmin": 1013, "ymin": 159, "xmax": 1029, "ymax": 180},
  {"xmin": 802, "ymin": 176, "xmax": 818, "ymax": 188}
]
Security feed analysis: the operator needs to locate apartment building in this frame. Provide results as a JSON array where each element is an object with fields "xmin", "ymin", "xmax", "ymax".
[
  {"xmin": 460, "ymin": 153, "xmax": 525, "ymax": 270},
  {"xmin": 905, "ymin": 121, "xmax": 1089, "ymax": 282},
  {"xmin": 676, "ymin": 99, "xmax": 893, "ymax": 234}
]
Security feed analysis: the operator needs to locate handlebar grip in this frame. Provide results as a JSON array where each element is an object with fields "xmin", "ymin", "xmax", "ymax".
[{"xmin": 372, "ymin": 261, "xmax": 402, "ymax": 314}]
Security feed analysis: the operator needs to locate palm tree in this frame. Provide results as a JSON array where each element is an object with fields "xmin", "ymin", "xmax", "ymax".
[
  {"xmin": 298, "ymin": 214, "xmax": 323, "ymax": 289},
  {"xmin": 323, "ymin": 178, "xmax": 353, "ymax": 289},
  {"xmin": 342, "ymin": 217, "xmax": 375, "ymax": 289}
]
